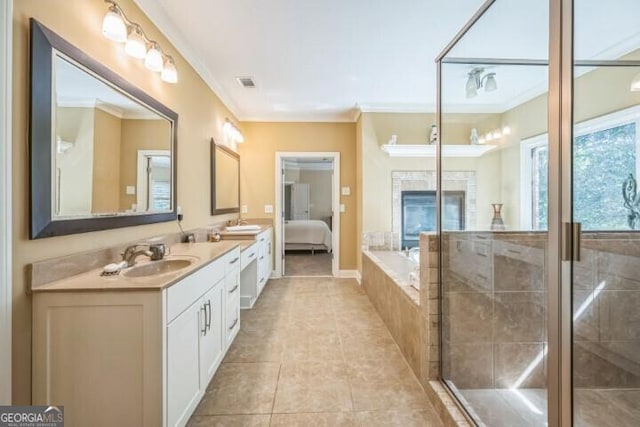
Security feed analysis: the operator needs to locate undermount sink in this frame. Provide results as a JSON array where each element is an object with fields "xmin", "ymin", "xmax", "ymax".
[{"xmin": 124, "ymin": 259, "xmax": 194, "ymax": 278}]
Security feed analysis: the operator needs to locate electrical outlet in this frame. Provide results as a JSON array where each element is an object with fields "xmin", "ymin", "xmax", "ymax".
[
  {"xmin": 241, "ymin": 205, "xmax": 248, "ymax": 214},
  {"xmin": 340, "ymin": 204, "xmax": 346, "ymax": 213},
  {"xmin": 341, "ymin": 186, "xmax": 351, "ymax": 196},
  {"xmin": 264, "ymin": 205, "xmax": 273, "ymax": 214},
  {"xmin": 126, "ymin": 185, "xmax": 136, "ymax": 195}
]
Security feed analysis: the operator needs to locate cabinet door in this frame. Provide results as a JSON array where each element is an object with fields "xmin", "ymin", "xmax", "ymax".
[
  {"xmin": 199, "ymin": 283, "xmax": 224, "ymax": 385},
  {"xmin": 167, "ymin": 301, "xmax": 203, "ymax": 427}
]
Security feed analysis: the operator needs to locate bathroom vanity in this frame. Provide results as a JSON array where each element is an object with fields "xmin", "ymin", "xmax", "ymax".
[
  {"xmin": 222, "ymin": 225, "xmax": 273, "ymax": 308},
  {"xmin": 31, "ymin": 241, "xmax": 245, "ymax": 427}
]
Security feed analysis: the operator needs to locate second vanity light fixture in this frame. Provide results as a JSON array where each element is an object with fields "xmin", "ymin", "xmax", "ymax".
[
  {"xmin": 101, "ymin": 0, "xmax": 178, "ymax": 83},
  {"xmin": 223, "ymin": 119, "xmax": 244, "ymax": 144},
  {"xmin": 466, "ymin": 67, "xmax": 497, "ymax": 98}
]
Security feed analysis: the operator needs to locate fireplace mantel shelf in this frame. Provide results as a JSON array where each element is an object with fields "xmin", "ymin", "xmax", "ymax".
[{"xmin": 381, "ymin": 144, "xmax": 496, "ymax": 158}]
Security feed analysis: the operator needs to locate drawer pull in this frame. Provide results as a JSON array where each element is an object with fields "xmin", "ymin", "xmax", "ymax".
[
  {"xmin": 476, "ymin": 252, "xmax": 487, "ymax": 257},
  {"xmin": 508, "ymin": 249, "xmax": 522, "ymax": 254},
  {"xmin": 248, "ymin": 252, "xmax": 256, "ymax": 259},
  {"xmin": 259, "ymin": 277, "xmax": 265, "ymax": 284},
  {"xmin": 229, "ymin": 257, "xmax": 240, "ymax": 265},
  {"xmin": 205, "ymin": 300, "xmax": 212, "ymax": 332},
  {"xmin": 228, "ymin": 318, "xmax": 239, "ymax": 331},
  {"xmin": 476, "ymin": 273, "xmax": 488, "ymax": 281},
  {"xmin": 260, "ymin": 238, "xmax": 265, "ymax": 242},
  {"xmin": 200, "ymin": 305, "xmax": 207, "ymax": 336},
  {"xmin": 259, "ymin": 256, "xmax": 264, "ymax": 260},
  {"xmin": 228, "ymin": 284, "xmax": 239, "ymax": 294}
]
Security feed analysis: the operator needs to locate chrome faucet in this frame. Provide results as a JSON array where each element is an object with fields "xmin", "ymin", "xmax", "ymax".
[
  {"xmin": 122, "ymin": 243, "xmax": 166, "ymax": 267},
  {"xmin": 228, "ymin": 218, "xmax": 248, "ymax": 226}
]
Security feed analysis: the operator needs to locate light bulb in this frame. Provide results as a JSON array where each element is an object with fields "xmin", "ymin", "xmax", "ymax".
[
  {"xmin": 465, "ymin": 74, "xmax": 477, "ymax": 98},
  {"xmin": 125, "ymin": 26, "xmax": 147, "ymax": 59},
  {"xmin": 493, "ymin": 130, "xmax": 502, "ymax": 139},
  {"xmin": 485, "ymin": 73, "xmax": 497, "ymax": 92},
  {"xmin": 502, "ymin": 126, "xmax": 512, "ymax": 135},
  {"xmin": 144, "ymin": 44, "xmax": 163, "ymax": 72},
  {"xmin": 161, "ymin": 58, "xmax": 178, "ymax": 83},
  {"xmin": 235, "ymin": 131, "xmax": 244, "ymax": 143},
  {"xmin": 486, "ymin": 133, "xmax": 494, "ymax": 142},
  {"xmin": 102, "ymin": 6, "xmax": 127, "ymax": 42}
]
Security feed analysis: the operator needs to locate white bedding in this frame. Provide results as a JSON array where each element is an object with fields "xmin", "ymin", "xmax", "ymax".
[{"xmin": 285, "ymin": 220, "xmax": 332, "ymax": 251}]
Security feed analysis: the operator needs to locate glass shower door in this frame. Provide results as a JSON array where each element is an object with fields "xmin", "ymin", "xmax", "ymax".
[{"xmin": 571, "ymin": 1, "xmax": 640, "ymax": 425}]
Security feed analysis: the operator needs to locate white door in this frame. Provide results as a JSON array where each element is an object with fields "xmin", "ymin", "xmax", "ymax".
[
  {"xmin": 199, "ymin": 283, "xmax": 223, "ymax": 385},
  {"xmin": 292, "ymin": 183, "xmax": 310, "ymax": 220},
  {"xmin": 167, "ymin": 301, "xmax": 202, "ymax": 427}
]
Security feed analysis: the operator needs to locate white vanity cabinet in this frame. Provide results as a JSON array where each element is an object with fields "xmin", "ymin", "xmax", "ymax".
[
  {"xmin": 236, "ymin": 227, "xmax": 273, "ymax": 308},
  {"xmin": 32, "ymin": 246, "xmax": 241, "ymax": 427},
  {"xmin": 257, "ymin": 228, "xmax": 272, "ymax": 294}
]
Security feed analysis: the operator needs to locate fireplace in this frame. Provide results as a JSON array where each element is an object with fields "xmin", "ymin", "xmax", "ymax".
[{"xmin": 401, "ymin": 191, "xmax": 465, "ymax": 248}]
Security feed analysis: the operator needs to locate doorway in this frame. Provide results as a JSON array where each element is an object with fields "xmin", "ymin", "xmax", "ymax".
[{"xmin": 275, "ymin": 152, "xmax": 340, "ymax": 278}]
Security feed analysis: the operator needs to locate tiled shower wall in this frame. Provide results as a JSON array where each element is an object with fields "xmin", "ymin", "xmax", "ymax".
[{"xmin": 441, "ymin": 231, "xmax": 640, "ymax": 390}]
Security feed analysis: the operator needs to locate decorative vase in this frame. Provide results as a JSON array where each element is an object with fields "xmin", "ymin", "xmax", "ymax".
[{"xmin": 490, "ymin": 203, "xmax": 505, "ymax": 230}]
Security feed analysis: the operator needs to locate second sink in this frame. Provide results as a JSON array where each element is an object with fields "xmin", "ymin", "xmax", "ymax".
[{"xmin": 124, "ymin": 259, "xmax": 194, "ymax": 278}]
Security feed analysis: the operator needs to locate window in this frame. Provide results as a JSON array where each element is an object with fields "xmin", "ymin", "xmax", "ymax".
[{"xmin": 521, "ymin": 106, "xmax": 640, "ymax": 231}]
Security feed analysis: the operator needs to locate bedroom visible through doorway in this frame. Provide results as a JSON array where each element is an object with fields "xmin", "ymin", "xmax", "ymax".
[{"xmin": 275, "ymin": 153, "xmax": 340, "ymax": 277}]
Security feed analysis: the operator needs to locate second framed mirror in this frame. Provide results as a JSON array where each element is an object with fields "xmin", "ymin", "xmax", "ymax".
[{"xmin": 211, "ymin": 138, "xmax": 240, "ymax": 215}]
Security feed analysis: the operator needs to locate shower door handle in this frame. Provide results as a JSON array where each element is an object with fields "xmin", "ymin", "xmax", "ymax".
[{"xmin": 561, "ymin": 222, "xmax": 581, "ymax": 262}]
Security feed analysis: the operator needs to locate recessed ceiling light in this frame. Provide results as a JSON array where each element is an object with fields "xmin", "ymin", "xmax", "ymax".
[{"xmin": 236, "ymin": 76, "xmax": 256, "ymax": 88}]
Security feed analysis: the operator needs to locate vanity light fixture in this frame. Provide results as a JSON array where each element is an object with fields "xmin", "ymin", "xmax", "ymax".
[
  {"xmin": 631, "ymin": 71, "xmax": 640, "ymax": 92},
  {"xmin": 465, "ymin": 67, "xmax": 498, "ymax": 98},
  {"xmin": 101, "ymin": 0, "xmax": 178, "ymax": 83},
  {"xmin": 223, "ymin": 119, "xmax": 244, "ymax": 144}
]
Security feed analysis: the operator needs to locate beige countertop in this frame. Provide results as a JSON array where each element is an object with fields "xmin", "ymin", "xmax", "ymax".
[{"xmin": 32, "ymin": 241, "xmax": 241, "ymax": 293}]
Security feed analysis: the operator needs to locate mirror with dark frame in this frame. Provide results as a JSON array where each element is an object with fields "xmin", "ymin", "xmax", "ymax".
[
  {"xmin": 29, "ymin": 19, "xmax": 178, "ymax": 239},
  {"xmin": 210, "ymin": 138, "xmax": 240, "ymax": 215}
]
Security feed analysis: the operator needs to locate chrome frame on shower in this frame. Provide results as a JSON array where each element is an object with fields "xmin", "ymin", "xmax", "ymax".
[{"xmin": 434, "ymin": 0, "xmax": 576, "ymax": 425}]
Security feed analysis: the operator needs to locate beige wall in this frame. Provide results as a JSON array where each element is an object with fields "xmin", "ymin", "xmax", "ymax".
[
  {"xmin": 56, "ymin": 107, "xmax": 94, "ymax": 216},
  {"xmin": 299, "ymin": 169, "xmax": 333, "ymax": 221},
  {"xmin": 119, "ymin": 118, "xmax": 172, "ymax": 210},
  {"xmin": 361, "ymin": 112, "xmax": 502, "ymax": 234},
  {"xmin": 356, "ymin": 115, "xmax": 363, "ymax": 272},
  {"xmin": 239, "ymin": 122, "xmax": 357, "ymax": 270},
  {"xmin": 12, "ymin": 0, "xmax": 239, "ymax": 403},
  {"xmin": 92, "ymin": 108, "xmax": 121, "ymax": 213}
]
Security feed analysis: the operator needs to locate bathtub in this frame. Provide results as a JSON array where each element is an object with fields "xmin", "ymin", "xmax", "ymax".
[{"xmin": 365, "ymin": 250, "xmax": 420, "ymax": 291}]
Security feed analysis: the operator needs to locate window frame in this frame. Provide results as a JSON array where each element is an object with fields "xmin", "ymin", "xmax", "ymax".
[{"xmin": 520, "ymin": 104, "xmax": 640, "ymax": 230}]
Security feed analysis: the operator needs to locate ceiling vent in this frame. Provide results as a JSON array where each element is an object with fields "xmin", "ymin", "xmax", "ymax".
[{"xmin": 236, "ymin": 76, "xmax": 256, "ymax": 88}]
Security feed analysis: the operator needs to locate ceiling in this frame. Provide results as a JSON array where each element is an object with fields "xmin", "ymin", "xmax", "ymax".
[
  {"xmin": 56, "ymin": 55, "xmax": 163, "ymax": 119},
  {"xmin": 133, "ymin": 0, "xmax": 640, "ymax": 122}
]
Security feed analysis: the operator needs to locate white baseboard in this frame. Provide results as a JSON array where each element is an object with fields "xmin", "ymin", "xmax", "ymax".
[{"xmin": 339, "ymin": 270, "xmax": 361, "ymax": 284}]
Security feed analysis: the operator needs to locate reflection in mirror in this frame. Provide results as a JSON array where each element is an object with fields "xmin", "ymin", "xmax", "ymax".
[
  {"xmin": 211, "ymin": 139, "xmax": 240, "ymax": 214},
  {"xmin": 30, "ymin": 19, "xmax": 177, "ymax": 239},
  {"xmin": 53, "ymin": 55, "xmax": 172, "ymax": 219}
]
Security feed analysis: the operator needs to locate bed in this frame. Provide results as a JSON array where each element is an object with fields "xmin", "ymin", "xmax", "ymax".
[{"xmin": 284, "ymin": 220, "xmax": 332, "ymax": 254}]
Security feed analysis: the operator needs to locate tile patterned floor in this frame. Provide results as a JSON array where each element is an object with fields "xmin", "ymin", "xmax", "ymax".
[
  {"xmin": 460, "ymin": 387, "xmax": 640, "ymax": 426},
  {"xmin": 189, "ymin": 277, "xmax": 443, "ymax": 427},
  {"xmin": 284, "ymin": 252, "xmax": 332, "ymax": 276}
]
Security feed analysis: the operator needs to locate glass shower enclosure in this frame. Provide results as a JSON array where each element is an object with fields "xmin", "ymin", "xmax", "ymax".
[{"xmin": 436, "ymin": 0, "xmax": 640, "ymax": 425}]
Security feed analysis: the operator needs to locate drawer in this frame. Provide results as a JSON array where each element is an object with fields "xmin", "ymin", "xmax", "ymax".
[
  {"xmin": 167, "ymin": 258, "xmax": 224, "ymax": 323},
  {"xmin": 225, "ymin": 299, "xmax": 240, "ymax": 344},
  {"xmin": 241, "ymin": 243, "xmax": 258, "ymax": 269},
  {"xmin": 224, "ymin": 248, "xmax": 241, "ymax": 275},
  {"xmin": 225, "ymin": 269, "xmax": 240, "ymax": 298}
]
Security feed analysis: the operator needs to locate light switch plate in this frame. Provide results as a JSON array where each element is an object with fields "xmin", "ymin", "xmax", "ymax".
[
  {"xmin": 340, "ymin": 204, "xmax": 346, "ymax": 213},
  {"xmin": 126, "ymin": 185, "xmax": 136, "ymax": 195},
  {"xmin": 264, "ymin": 205, "xmax": 273, "ymax": 214},
  {"xmin": 241, "ymin": 205, "xmax": 248, "ymax": 214},
  {"xmin": 341, "ymin": 186, "xmax": 351, "ymax": 196}
]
